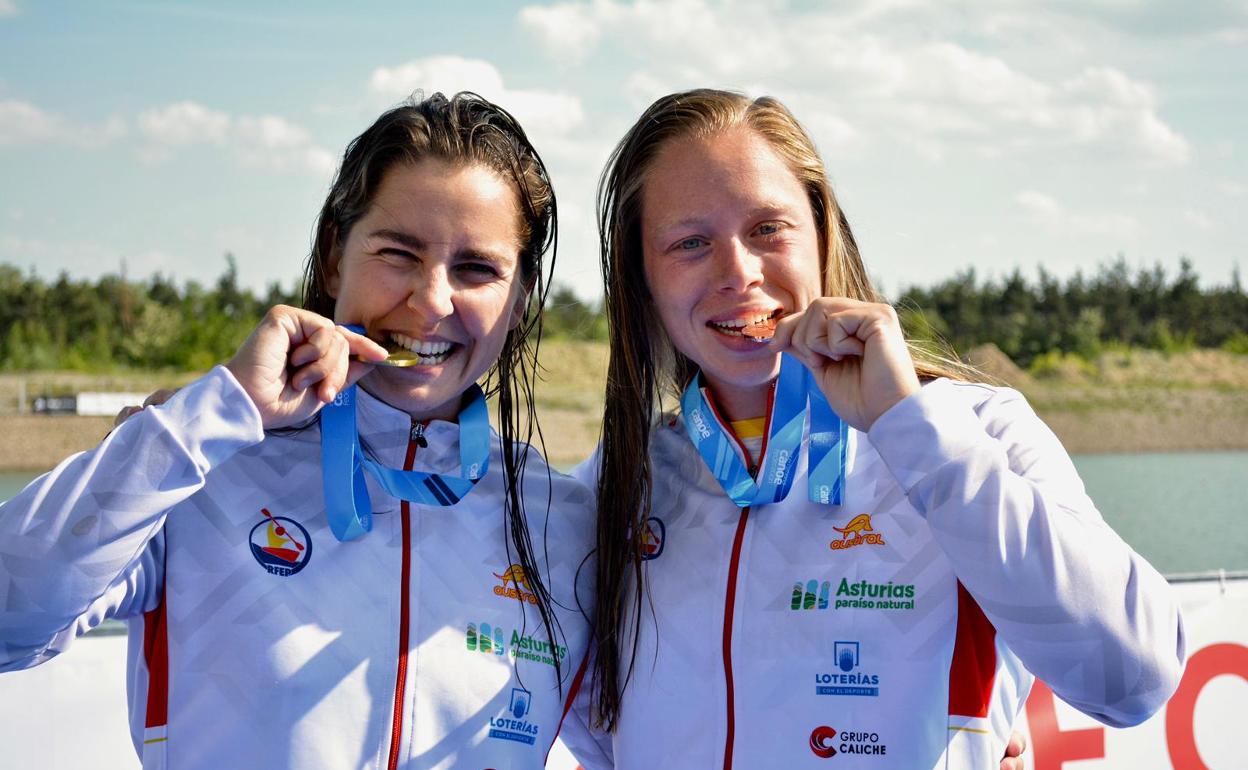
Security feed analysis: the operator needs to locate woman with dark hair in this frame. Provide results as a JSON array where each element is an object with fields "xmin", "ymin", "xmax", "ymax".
[
  {"xmin": 0, "ymin": 92, "xmax": 594, "ymax": 769},
  {"xmin": 560, "ymin": 89, "xmax": 1184, "ymax": 768}
]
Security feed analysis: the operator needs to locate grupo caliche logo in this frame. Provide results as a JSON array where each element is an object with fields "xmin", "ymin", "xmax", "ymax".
[
  {"xmin": 249, "ymin": 508, "xmax": 312, "ymax": 576},
  {"xmin": 810, "ymin": 726, "xmax": 837, "ymax": 758},
  {"xmin": 810, "ymin": 725, "xmax": 888, "ymax": 758}
]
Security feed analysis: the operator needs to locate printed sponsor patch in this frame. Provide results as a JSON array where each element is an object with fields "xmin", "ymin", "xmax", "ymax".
[
  {"xmin": 466, "ymin": 622, "xmax": 568, "ymax": 667},
  {"xmin": 815, "ymin": 641, "xmax": 881, "ymax": 697},
  {"xmin": 487, "ymin": 688, "xmax": 540, "ymax": 746},
  {"xmin": 787, "ymin": 578, "xmax": 916, "ymax": 612},
  {"xmin": 810, "ymin": 725, "xmax": 888, "ymax": 758},
  {"xmin": 641, "ymin": 517, "xmax": 665, "ymax": 561},
  {"xmin": 248, "ymin": 508, "xmax": 311, "ymax": 576},
  {"xmin": 493, "ymin": 564, "xmax": 538, "ymax": 604},
  {"xmin": 830, "ymin": 513, "xmax": 886, "ymax": 551}
]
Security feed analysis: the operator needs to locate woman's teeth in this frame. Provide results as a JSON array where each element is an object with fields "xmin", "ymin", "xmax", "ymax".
[
  {"xmin": 709, "ymin": 312, "xmax": 777, "ymax": 336},
  {"xmin": 390, "ymin": 333, "xmax": 455, "ymax": 364}
]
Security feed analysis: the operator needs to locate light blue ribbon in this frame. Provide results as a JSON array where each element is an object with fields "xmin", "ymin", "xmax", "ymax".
[
  {"xmin": 319, "ymin": 325, "xmax": 490, "ymax": 541},
  {"xmin": 680, "ymin": 353, "xmax": 847, "ymax": 508}
]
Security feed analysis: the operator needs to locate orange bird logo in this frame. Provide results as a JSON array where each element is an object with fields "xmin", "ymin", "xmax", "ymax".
[{"xmin": 494, "ymin": 564, "xmax": 530, "ymax": 590}]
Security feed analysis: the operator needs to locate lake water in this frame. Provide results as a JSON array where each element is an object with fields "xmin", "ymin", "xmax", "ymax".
[{"xmin": 2, "ymin": 451, "xmax": 1244, "ymax": 575}]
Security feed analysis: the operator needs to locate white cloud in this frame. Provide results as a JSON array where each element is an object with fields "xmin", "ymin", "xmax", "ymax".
[
  {"xmin": 136, "ymin": 101, "xmax": 332, "ymax": 174},
  {"xmin": 1182, "ymin": 209, "xmax": 1214, "ymax": 230},
  {"xmin": 0, "ymin": 100, "xmax": 58, "ymax": 144},
  {"xmin": 1219, "ymin": 181, "xmax": 1247, "ymax": 198},
  {"xmin": 1214, "ymin": 27, "xmax": 1248, "ymax": 43},
  {"xmin": 0, "ymin": 99, "xmax": 126, "ymax": 147},
  {"xmin": 138, "ymin": 101, "xmax": 230, "ymax": 145},
  {"xmin": 0, "ymin": 0, "xmax": 16, "ymax": 18},
  {"xmin": 1015, "ymin": 188, "xmax": 1139, "ymax": 238},
  {"xmin": 517, "ymin": 0, "xmax": 1191, "ymax": 165},
  {"xmin": 1054, "ymin": 67, "xmax": 1189, "ymax": 164},
  {"xmin": 371, "ymin": 55, "xmax": 506, "ymax": 99},
  {"xmin": 0, "ymin": 234, "xmax": 172, "ymax": 279},
  {"xmin": 1016, "ymin": 190, "xmax": 1062, "ymax": 218},
  {"xmin": 368, "ymin": 55, "xmax": 584, "ymax": 138},
  {"xmin": 235, "ymin": 115, "xmax": 335, "ymax": 173},
  {"xmin": 518, "ymin": 1, "xmax": 605, "ymax": 62}
]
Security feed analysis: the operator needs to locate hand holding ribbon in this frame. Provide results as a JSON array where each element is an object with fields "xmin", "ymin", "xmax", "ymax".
[
  {"xmin": 226, "ymin": 306, "xmax": 389, "ymax": 430},
  {"xmin": 770, "ymin": 297, "xmax": 920, "ymax": 432}
]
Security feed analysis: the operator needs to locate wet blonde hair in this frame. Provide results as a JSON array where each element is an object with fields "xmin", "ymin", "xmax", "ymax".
[{"xmin": 590, "ymin": 88, "xmax": 973, "ymax": 729}]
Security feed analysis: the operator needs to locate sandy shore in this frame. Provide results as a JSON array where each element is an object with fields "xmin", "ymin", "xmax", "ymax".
[
  {"xmin": 2, "ymin": 345, "xmax": 1245, "ymax": 472},
  {"xmin": 3, "ymin": 394, "xmax": 1246, "ymax": 473}
]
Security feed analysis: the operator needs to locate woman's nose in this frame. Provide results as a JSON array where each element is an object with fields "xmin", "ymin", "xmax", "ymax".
[
  {"xmin": 407, "ymin": 266, "xmax": 455, "ymax": 320},
  {"xmin": 716, "ymin": 238, "xmax": 765, "ymax": 292}
]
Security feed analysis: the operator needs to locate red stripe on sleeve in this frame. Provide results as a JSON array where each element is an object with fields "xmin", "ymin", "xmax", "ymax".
[
  {"xmin": 947, "ymin": 581, "xmax": 997, "ymax": 718},
  {"xmin": 142, "ymin": 589, "xmax": 169, "ymax": 728}
]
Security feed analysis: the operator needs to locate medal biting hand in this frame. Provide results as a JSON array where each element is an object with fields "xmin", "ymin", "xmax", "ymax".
[
  {"xmin": 769, "ymin": 298, "xmax": 920, "ymax": 432},
  {"xmin": 226, "ymin": 306, "xmax": 389, "ymax": 429}
]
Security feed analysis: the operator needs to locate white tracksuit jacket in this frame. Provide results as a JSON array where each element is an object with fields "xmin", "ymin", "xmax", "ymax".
[
  {"xmin": 0, "ymin": 367, "xmax": 596, "ymax": 770},
  {"xmin": 560, "ymin": 379, "xmax": 1185, "ymax": 769}
]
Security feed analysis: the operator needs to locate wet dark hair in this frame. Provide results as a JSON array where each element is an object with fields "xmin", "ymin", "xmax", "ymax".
[{"xmin": 301, "ymin": 91, "xmax": 566, "ymax": 684}]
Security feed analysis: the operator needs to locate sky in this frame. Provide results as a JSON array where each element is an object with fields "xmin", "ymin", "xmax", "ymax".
[{"xmin": 1, "ymin": 0, "xmax": 1245, "ymax": 302}]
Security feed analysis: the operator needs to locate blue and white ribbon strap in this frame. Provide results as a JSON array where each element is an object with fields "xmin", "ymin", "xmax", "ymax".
[
  {"xmin": 680, "ymin": 353, "xmax": 846, "ymax": 508},
  {"xmin": 320, "ymin": 325, "xmax": 490, "ymax": 541}
]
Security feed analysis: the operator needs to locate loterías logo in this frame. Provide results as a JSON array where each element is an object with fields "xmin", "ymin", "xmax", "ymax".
[{"xmin": 810, "ymin": 726, "xmax": 838, "ymax": 758}]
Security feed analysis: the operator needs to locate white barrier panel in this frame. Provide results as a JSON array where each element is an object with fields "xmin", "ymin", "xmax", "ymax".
[
  {"xmin": 75, "ymin": 392, "xmax": 150, "ymax": 416},
  {"xmin": 1017, "ymin": 573, "xmax": 1246, "ymax": 770},
  {"xmin": 1, "ymin": 575, "xmax": 1243, "ymax": 768}
]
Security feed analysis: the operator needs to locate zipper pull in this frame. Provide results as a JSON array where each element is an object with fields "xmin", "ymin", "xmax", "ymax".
[{"xmin": 410, "ymin": 422, "xmax": 428, "ymax": 447}]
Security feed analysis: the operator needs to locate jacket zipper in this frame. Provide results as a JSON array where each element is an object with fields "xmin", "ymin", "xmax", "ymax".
[
  {"xmin": 719, "ymin": 383, "xmax": 777, "ymax": 770},
  {"xmin": 721, "ymin": 506, "xmax": 751, "ymax": 770},
  {"xmin": 386, "ymin": 421, "xmax": 424, "ymax": 770}
]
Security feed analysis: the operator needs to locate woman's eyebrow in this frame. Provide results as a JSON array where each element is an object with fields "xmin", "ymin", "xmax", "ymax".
[
  {"xmin": 744, "ymin": 203, "xmax": 792, "ymax": 220},
  {"xmin": 652, "ymin": 204, "xmax": 793, "ymax": 236},
  {"xmin": 368, "ymin": 228, "xmax": 426, "ymax": 251}
]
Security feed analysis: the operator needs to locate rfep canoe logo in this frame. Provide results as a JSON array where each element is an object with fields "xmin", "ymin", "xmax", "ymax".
[
  {"xmin": 249, "ymin": 508, "xmax": 311, "ymax": 576},
  {"xmin": 830, "ymin": 513, "xmax": 886, "ymax": 551},
  {"xmin": 641, "ymin": 517, "xmax": 666, "ymax": 560}
]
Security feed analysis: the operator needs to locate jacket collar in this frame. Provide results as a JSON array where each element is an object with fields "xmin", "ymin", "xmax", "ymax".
[{"xmin": 354, "ymin": 385, "xmax": 489, "ymax": 476}]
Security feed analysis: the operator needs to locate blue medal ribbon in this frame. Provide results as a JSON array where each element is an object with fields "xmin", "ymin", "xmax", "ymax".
[
  {"xmin": 319, "ymin": 325, "xmax": 491, "ymax": 542},
  {"xmin": 680, "ymin": 353, "xmax": 847, "ymax": 508}
]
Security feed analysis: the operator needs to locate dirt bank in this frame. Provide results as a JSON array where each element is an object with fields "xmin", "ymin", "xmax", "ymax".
[{"xmin": 2, "ymin": 345, "xmax": 1245, "ymax": 472}]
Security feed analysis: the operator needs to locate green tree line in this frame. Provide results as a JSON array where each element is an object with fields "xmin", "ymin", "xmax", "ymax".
[
  {"xmin": 1, "ymin": 255, "xmax": 1243, "ymax": 373},
  {"xmin": 0, "ymin": 256, "xmax": 299, "ymax": 371},
  {"xmin": 897, "ymin": 257, "xmax": 1248, "ymax": 367},
  {"xmin": 0, "ymin": 257, "xmax": 607, "ymax": 372}
]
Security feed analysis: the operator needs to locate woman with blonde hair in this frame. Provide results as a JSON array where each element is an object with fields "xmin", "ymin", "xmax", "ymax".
[{"xmin": 560, "ymin": 88, "xmax": 1183, "ymax": 768}]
